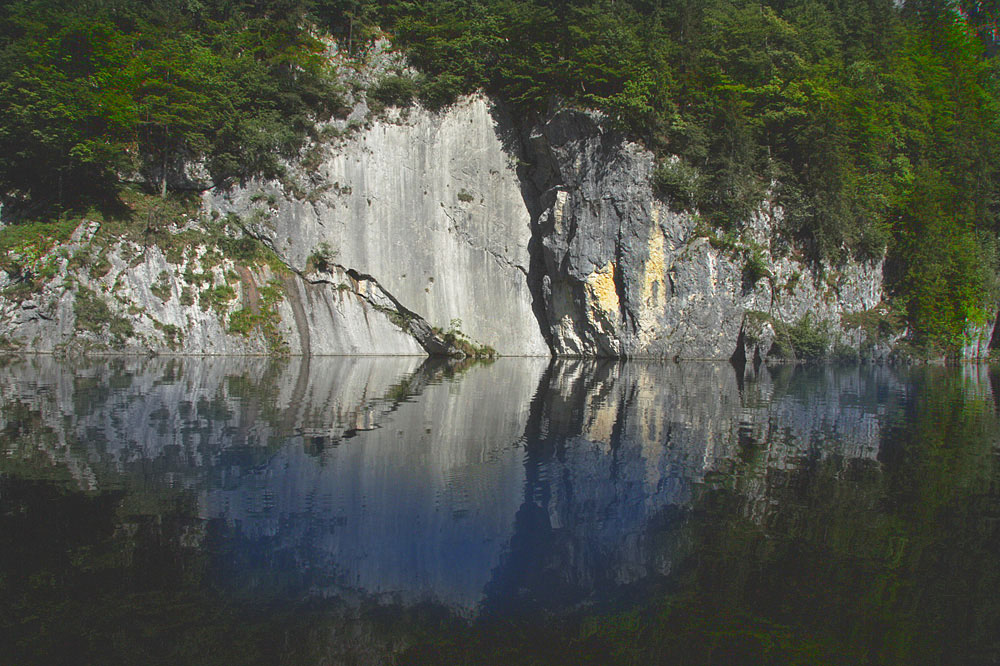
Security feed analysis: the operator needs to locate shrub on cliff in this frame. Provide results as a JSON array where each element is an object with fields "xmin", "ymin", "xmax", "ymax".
[{"xmin": 369, "ymin": 74, "xmax": 417, "ymax": 109}]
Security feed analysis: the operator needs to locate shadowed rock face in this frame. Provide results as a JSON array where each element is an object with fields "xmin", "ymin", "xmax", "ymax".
[
  {"xmin": 526, "ymin": 110, "xmax": 885, "ymax": 360},
  {"xmin": 0, "ymin": 356, "xmax": 951, "ymax": 617}
]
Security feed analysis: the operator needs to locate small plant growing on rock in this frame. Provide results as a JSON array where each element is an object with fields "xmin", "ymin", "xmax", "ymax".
[
  {"xmin": 199, "ymin": 284, "xmax": 237, "ymax": 314},
  {"xmin": 74, "ymin": 286, "xmax": 134, "ymax": 348},
  {"xmin": 742, "ymin": 247, "xmax": 771, "ymax": 292},
  {"xmin": 307, "ymin": 242, "xmax": 337, "ymax": 273},
  {"xmin": 150, "ymin": 270, "xmax": 172, "ymax": 302},
  {"xmin": 89, "ymin": 251, "xmax": 112, "ymax": 279},
  {"xmin": 152, "ymin": 320, "xmax": 183, "ymax": 350},
  {"xmin": 787, "ymin": 314, "xmax": 831, "ymax": 360}
]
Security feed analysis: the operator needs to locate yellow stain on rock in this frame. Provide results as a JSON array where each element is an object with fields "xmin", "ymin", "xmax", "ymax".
[
  {"xmin": 585, "ymin": 261, "xmax": 620, "ymax": 319},
  {"xmin": 638, "ymin": 227, "xmax": 668, "ymax": 347},
  {"xmin": 642, "ymin": 228, "xmax": 667, "ymax": 310}
]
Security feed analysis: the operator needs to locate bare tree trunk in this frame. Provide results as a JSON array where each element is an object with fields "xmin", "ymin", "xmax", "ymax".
[
  {"xmin": 160, "ymin": 126, "xmax": 169, "ymax": 198},
  {"xmin": 161, "ymin": 147, "xmax": 168, "ymax": 198}
]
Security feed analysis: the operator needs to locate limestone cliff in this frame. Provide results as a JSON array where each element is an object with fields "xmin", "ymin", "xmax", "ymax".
[
  {"xmin": 526, "ymin": 110, "xmax": 888, "ymax": 361},
  {"xmin": 0, "ymin": 94, "xmax": 995, "ymax": 360},
  {"xmin": 211, "ymin": 96, "xmax": 548, "ymax": 357}
]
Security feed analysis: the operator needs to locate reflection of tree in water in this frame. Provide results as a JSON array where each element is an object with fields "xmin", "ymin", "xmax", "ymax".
[{"xmin": 571, "ymin": 367, "xmax": 1000, "ymax": 666}]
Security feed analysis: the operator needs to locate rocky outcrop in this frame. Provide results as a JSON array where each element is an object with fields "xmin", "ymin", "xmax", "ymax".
[
  {"xmin": 0, "ymin": 222, "xmax": 427, "ymax": 356},
  {"xmin": 0, "ymin": 94, "xmax": 992, "ymax": 359},
  {"xmin": 525, "ymin": 110, "xmax": 885, "ymax": 360}
]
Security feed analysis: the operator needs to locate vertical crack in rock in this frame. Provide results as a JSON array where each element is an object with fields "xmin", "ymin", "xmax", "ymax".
[
  {"xmin": 282, "ymin": 274, "xmax": 312, "ymax": 355},
  {"xmin": 522, "ymin": 110, "xmax": 634, "ymax": 358},
  {"xmin": 503, "ymin": 113, "xmax": 557, "ymax": 355}
]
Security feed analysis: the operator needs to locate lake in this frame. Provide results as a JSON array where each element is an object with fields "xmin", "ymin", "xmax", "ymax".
[{"xmin": 0, "ymin": 356, "xmax": 998, "ymax": 665}]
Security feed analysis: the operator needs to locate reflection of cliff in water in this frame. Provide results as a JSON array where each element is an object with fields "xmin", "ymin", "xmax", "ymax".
[
  {"xmin": 480, "ymin": 361, "xmax": 905, "ymax": 616},
  {"xmin": 3, "ymin": 356, "xmax": 982, "ymax": 619},
  {"xmin": 0, "ymin": 355, "xmax": 430, "ymax": 488},
  {"xmin": 203, "ymin": 358, "xmax": 542, "ymax": 613}
]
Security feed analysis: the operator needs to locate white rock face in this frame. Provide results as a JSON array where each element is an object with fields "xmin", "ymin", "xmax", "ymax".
[
  {"xmin": 214, "ymin": 96, "xmax": 549, "ymax": 357},
  {"xmin": 277, "ymin": 271, "xmax": 424, "ymax": 356}
]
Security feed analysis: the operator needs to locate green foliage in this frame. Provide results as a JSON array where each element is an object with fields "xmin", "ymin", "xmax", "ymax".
[
  {"xmin": 417, "ymin": 72, "xmax": 464, "ymax": 110},
  {"xmin": 831, "ymin": 340, "xmax": 860, "ymax": 363},
  {"xmin": 742, "ymin": 246, "xmax": 771, "ymax": 292},
  {"xmin": 653, "ymin": 159, "xmax": 702, "ymax": 211},
  {"xmin": 0, "ymin": 0, "xmax": 342, "ymax": 216},
  {"xmin": 73, "ymin": 286, "xmax": 110, "ymax": 335},
  {"xmin": 0, "ymin": 219, "xmax": 77, "ymax": 283},
  {"xmin": 88, "ymin": 250, "xmax": 111, "ymax": 279},
  {"xmin": 788, "ymin": 314, "xmax": 831, "ymax": 360},
  {"xmin": 227, "ymin": 308, "xmax": 256, "ymax": 336},
  {"xmin": 886, "ymin": 172, "xmax": 993, "ymax": 349},
  {"xmin": 199, "ymin": 284, "xmax": 236, "ymax": 314},
  {"xmin": 73, "ymin": 285, "xmax": 133, "ymax": 347},
  {"xmin": 151, "ymin": 319, "xmax": 182, "ymax": 349},
  {"xmin": 369, "ymin": 74, "xmax": 417, "ymax": 109},
  {"xmin": 770, "ymin": 314, "xmax": 831, "ymax": 360},
  {"xmin": 227, "ymin": 279, "xmax": 287, "ymax": 353},
  {"xmin": 306, "ymin": 241, "xmax": 337, "ymax": 273},
  {"xmin": 150, "ymin": 270, "xmax": 172, "ymax": 302},
  {"xmin": 842, "ymin": 303, "xmax": 907, "ymax": 348}
]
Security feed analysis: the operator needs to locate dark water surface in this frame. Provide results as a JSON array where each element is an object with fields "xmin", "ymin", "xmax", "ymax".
[{"xmin": 1, "ymin": 356, "xmax": 998, "ymax": 665}]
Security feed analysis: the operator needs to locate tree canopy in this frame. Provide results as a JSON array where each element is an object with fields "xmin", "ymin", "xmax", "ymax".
[{"xmin": 0, "ymin": 0, "xmax": 341, "ymax": 213}]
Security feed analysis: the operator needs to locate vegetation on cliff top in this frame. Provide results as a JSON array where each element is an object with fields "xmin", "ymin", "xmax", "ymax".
[{"xmin": 0, "ymin": 0, "xmax": 998, "ymax": 352}]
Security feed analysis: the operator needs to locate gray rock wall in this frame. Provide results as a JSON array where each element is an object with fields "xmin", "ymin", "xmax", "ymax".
[
  {"xmin": 527, "ymin": 110, "xmax": 885, "ymax": 360},
  {"xmin": 0, "ymin": 227, "xmax": 424, "ymax": 356}
]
